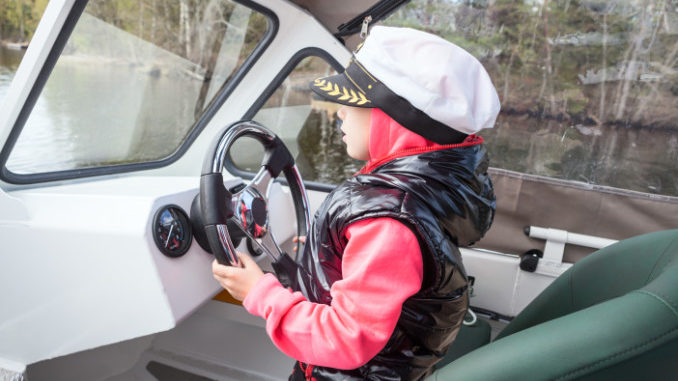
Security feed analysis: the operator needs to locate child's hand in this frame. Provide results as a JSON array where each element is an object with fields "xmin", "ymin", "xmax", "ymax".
[
  {"xmin": 212, "ymin": 252, "xmax": 264, "ymax": 301},
  {"xmin": 293, "ymin": 236, "xmax": 306, "ymax": 251}
]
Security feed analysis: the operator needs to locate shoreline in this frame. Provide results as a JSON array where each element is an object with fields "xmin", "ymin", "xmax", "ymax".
[{"xmin": 0, "ymin": 40, "xmax": 28, "ymax": 50}]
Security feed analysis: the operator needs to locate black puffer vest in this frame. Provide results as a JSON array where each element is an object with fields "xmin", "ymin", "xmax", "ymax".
[{"xmin": 277, "ymin": 143, "xmax": 495, "ymax": 380}]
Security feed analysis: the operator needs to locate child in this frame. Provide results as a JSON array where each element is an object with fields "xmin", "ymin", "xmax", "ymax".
[{"xmin": 212, "ymin": 26, "xmax": 500, "ymax": 380}]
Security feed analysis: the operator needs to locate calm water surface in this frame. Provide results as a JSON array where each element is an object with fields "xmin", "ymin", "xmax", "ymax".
[
  {"xmin": 0, "ymin": 46, "xmax": 24, "ymax": 103},
  {"xmin": 1, "ymin": 44, "xmax": 201, "ymax": 173}
]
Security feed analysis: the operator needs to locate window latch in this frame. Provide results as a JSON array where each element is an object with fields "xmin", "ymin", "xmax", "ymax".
[{"xmin": 360, "ymin": 16, "xmax": 373, "ymax": 40}]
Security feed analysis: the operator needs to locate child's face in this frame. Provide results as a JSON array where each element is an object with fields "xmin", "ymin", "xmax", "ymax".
[{"xmin": 337, "ymin": 106, "xmax": 371, "ymax": 161}]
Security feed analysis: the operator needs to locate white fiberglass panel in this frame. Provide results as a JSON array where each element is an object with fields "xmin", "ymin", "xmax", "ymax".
[
  {"xmin": 461, "ymin": 248, "xmax": 571, "ymax": 317},
  {"xmin": 0, "ymin": 177, "xmax": 206, "ymax": 366}
]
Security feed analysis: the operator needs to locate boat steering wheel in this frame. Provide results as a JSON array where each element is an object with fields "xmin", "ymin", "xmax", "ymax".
[{"xmin": 193, "ymin": 121, "xmax": 310, "ymax": 267}]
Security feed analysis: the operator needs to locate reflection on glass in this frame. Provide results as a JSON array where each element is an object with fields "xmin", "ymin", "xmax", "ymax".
[
  {"xmin": 385, "ymin": 0, "xmax": 678, "ymax": 196},
  {"xmin": 6, "ymin": 0, "xmax": 268, "ymax": 174},
  {"xmin": 231, "ymin": 56, "xmax": 363, "ymax": 184}
]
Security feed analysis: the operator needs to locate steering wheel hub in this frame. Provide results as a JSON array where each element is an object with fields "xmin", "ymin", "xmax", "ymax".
[{"xmin": 234, "ymin": 187, "xmax": 269, "ymax": 239}]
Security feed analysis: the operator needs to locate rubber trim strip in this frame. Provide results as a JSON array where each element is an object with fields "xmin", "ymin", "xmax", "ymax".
[{"xmin": 335, "ymin": 0, "xmax": 411, "ymax": 37}]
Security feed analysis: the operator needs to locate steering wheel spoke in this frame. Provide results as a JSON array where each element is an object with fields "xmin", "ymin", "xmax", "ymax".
[
  {"xmin": 229, "ymin": 215, "xmax": 283, "ymax": 261},
  {"xmin": 249, "ymin": 166, "xmax": 274, "ymax": 201}
]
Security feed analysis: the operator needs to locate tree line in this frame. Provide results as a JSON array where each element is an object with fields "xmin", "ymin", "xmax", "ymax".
[
  {"xmin": 0, "ymin": 0, "xmax": 48, "ymax": 42},
  {"xmin": 385, "ymin": 0, "xmax": 678, "ymax": 130},
  {"xmin": 6, "ymin": 0, "xmax": 678, "ymax": 130}
]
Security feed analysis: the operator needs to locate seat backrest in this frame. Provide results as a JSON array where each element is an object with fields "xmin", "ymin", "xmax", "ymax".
[{"xmin": 433, "ymin": 229, "xmax": 678, "ymax": 380}]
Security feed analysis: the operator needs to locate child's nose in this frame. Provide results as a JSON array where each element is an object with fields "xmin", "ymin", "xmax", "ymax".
[{"xmin": 337, "ymin": 106, "xmax": 347, "ymax": 120}]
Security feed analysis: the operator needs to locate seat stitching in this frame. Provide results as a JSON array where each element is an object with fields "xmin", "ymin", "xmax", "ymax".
[
  {"xmin": 553, "ymin": 325, "xmax": 678, "ymax": 380},
  {"xmin": 635, "ymin": 290, "xmax": 678, "ymax": 319},
  {"xmin": 553, "ymin": 290, "xmax": 678, "ymax": 381},
  {"xmin": 569, "ymin": 267, "xmax": 576, "ymax": 310},
  {"xmin": 645, "ymin": 235, "xmax": 678, "ymax": 284}
]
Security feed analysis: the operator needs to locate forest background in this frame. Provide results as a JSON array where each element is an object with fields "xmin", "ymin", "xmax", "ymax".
[
  {"xmin": 0, "ymin": 0, "xmax": 48, "ymax": 44},
  {"xmin": 3, "ymin": 0, "xmax": 678, "ymax": 128}
]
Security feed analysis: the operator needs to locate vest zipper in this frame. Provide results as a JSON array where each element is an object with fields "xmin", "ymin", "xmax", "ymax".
[
  {"xmin": 300, "ymin": 362, "xmax": 316, "ymax": 381},
  {"xmin": 358, "ymin": 135, "xmax": 484, "ymax": 175}
]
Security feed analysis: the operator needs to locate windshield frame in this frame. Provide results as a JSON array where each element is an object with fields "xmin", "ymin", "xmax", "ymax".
[
  {"xmin": 225, "ymin": 47, "xmax": 343, "ymax": 193},
  {"xmin": 0, "ymin": 0, "xmax": 279, "ymax": 185}
]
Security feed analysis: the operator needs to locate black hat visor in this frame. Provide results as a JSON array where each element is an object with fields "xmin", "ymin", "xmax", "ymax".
[{"xmin": 310, "ymin": 58, "xmax": 373, "ymax": 108}]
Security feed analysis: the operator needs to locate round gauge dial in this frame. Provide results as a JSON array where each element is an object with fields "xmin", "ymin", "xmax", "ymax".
[{"xmin": 153, "ymin": 205, "xmax": 192, "ymax": 257}]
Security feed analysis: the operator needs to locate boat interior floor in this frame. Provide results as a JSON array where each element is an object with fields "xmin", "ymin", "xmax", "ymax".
[
  {"xmin": 25, "ymin": 302, "xmax": 509, "ymax": 381},
  {"xmin": 25, "ymin": 300, "xmax": 509, "ymax": 381},
  {"xmin": 486, "ymin": 317, "xmax": 508, "ymax": 341},
  {"xmin": 26, "ymin": 302, "xmax": 295, "ymax": 381}
]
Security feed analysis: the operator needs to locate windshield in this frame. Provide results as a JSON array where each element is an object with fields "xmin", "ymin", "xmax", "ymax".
[
  {"xmin": 3, "ymin": 0, "xmax": 270, "ymax": 176},
  {"xmin": 385, "ymin": 0, "xmax": 678, "ymax": 197}
]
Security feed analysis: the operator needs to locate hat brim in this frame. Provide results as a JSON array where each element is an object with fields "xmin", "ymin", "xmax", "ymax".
[
  {"xmin": 310, "ymin": 71, "xmax": 373, "ymax": 108},
  {"xmin": 311, "ymin": 57, "xmax": 469, "ymax": 144}
]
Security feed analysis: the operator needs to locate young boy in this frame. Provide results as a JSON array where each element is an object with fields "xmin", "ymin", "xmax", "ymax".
[{"xmin": 213, "ymin": 26, "xmax": 500, "ymax": 380}]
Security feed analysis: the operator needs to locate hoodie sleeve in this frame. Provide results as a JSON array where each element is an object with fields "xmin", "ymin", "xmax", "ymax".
[{"xmin": 242, "ymin": 217, "xmax": 423, "ymax": 369}]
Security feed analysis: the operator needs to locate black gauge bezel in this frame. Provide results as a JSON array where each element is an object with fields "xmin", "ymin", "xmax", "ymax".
[{"xmin": 152, "ymin": 205, "xmax": 193, "ymax": 258}]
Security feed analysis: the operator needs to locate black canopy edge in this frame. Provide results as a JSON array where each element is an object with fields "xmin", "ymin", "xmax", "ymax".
[{"xmin": 335, "ymin": 0, "xmax": 411, "ymax": 38}]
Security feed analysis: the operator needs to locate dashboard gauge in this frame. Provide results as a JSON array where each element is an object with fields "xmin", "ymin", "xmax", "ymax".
[{"xmin": 153, "ymin": 205, "xmax": 192, "ymax": 257}]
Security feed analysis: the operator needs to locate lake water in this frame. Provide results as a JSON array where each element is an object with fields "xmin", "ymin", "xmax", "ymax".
[
  {"xmin": 0, "ymin": 46, "xmax": 24, "ymax": 104},
  {"xmin": 1, "ymin": 45, "xmax": 677, "ymax": 197}
]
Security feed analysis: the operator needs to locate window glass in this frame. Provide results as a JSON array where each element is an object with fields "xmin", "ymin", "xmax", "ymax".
[
  {"xmin": 230, "ymin": 56, "xmax": 363, "ymax": 184},
  {"xmin": 385, "ymin": 0, "xmax": 678, "ymax": 197},
  {"xmin": 5, "ymin": 0, "xmax": 269, "ymax": 174}
]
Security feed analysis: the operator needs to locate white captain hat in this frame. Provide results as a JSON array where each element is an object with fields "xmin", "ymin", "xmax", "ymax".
[{"xmin": 311, "ymin": 26, "xmax": 501, "ymax": 144}]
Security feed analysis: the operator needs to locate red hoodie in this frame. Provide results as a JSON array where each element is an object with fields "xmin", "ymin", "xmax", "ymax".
[{"xmin": 243, "ymin": 109, "xmax": 477, "ymax": 369}]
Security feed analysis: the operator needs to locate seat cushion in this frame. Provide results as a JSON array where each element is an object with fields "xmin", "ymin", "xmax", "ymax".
[
  {"xmin": 431, "ymin": 230, "xmax": 678, "ymax": 380},
  {"xmin": 497, "ymin": 229, "xmax": 678, "ymax": 340}
]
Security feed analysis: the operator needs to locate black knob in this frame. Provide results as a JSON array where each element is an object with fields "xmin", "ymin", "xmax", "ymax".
[{"xmin": 520, "ymin": 249, "xmax": 543, "ymax": 272}]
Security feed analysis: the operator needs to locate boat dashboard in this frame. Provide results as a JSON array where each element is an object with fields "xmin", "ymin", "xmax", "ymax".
[{"xmin": 4, "ymin": 174, "xmax": 318, "ymax": 361}]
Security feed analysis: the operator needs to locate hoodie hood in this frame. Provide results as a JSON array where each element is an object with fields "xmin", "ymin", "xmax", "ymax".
[
  {"xmin": 357, "ymin": 109, "xmax": 496, "ymax": 246},
  {"xmin": 361, "ymin": 108, "xmax": 482, "ymax": 175},
  {"xmin": 367, "ymin": 108, "xmax": 443, "ymax": 163}
]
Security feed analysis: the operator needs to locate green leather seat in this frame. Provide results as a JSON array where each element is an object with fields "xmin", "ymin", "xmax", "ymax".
[{"xmin": 433, "ymin": 229, "xmax": 678, "ymax": 380}]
